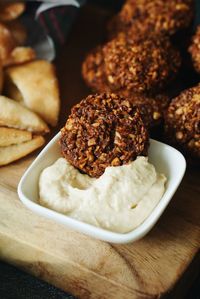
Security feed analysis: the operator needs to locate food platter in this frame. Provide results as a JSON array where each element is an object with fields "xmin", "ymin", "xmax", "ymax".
[{"xmin": 0, "ymin": 3, "xmax": 200, "ymax": 298}]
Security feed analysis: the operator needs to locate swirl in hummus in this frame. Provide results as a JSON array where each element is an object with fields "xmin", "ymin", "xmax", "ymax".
[{"xmin": 39, "ymin": 156, "xmax": 166, "ymax": 233}]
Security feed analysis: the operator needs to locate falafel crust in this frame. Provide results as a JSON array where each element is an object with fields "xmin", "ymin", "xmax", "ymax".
[
  {"xmin": 128, "ymin": 93, "xmax": 170, "ymax": 129},
  {"xmin": 81, "ymin": 47, "xmax": 170, "ymax": 129},
  {"xmin": 82, "ymin": 33, "xmax": 181, "ymax": 95},
  {"xmin": 189, "ymin": 26, "xmax": 200, "ymax": 73},
  {"xmin": 60, "ymin": 93, "xmax": 149, "ymax": 177},
  {"xmin": 108, "ymin": 0, "xmax": 194, "ymax": 39},
  {"xmin": 103, "ymin": 33, "xmax": 181, "ymax": 94},
  {"xmin": 81, "ymin": 46, "xmax": 109, "ymax": 93},
  {"xmin": 165, "ymin": 84, "xmax": 200, "ymax": 158}
]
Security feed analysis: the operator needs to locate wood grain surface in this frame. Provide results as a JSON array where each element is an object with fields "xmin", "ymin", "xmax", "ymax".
[{"xmin": 0, "ymin": 5, "xmax": 200, "ymax": 299}]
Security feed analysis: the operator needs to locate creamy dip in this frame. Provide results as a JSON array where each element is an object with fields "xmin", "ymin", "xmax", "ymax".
[{"xmin": 39, "ymin": 157, "xmax": 166, "ymax": 233}]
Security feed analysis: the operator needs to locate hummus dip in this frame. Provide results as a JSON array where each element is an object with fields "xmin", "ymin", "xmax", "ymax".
[{"xmin": 39, "ymin": 157, "xmax": 166, "ymax": 233}]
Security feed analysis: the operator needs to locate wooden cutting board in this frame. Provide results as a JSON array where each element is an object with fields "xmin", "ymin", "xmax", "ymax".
[{"xmin": 0, "ymin": 5, "xmax": 200, "ymax": 299}]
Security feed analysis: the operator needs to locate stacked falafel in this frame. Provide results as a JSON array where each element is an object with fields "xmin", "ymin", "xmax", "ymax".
[{"xmin": 80, "ymin": 0, "xmax": 200, "ymax": 161}]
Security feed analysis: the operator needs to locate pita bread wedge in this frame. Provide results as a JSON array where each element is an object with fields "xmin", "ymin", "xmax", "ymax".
[
  {"xmin": 6, "ymin": 60, "xmax": 60, "ymax": 126},
  {"xmin": 0, "ymin": 23, "xmax": 15, "ymax": 64},
  {"xmin": 0, "ymin": 96, "xmax": 49, "ymax": 134},
  {"xmin": 5, "ymin": 74, "xmax": 23, "ymax": 102},
  {"xmin": 4, "ymin": 47, "xmax": 36, "ymax": 67},
  {"xmin": 0, "ymin": 61, "xmax": 3, "ymax": 93},
  {"xmin": 6, "ymin": 20, "xmax": 27, "ymax": 45},
  {"xmin": 0, "ymin": 3, "xmax": 25, "ymax": 22},
  {"xmin": 0, "ymin": 127, "xmax": 32, "ymax": 147},
  {"xmin": 0, "ymin": 135, "xmax": 45, "ymax": 166}
]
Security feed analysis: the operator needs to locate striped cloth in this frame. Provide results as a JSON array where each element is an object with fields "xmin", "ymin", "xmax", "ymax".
[{"xmin": 27, "ymin": 1, "xmax": 85, "ymax": 47}]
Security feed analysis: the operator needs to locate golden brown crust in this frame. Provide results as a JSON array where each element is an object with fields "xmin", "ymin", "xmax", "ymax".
[
  {"xmin": 108, "ymin": 0, "xmax": 194, "ymax": 39},
  {"xmin": 128, "ymin": 93, "xmax": 170, "ymax": 129},
  {"xmin": 5, "ymin": 60, "xmax": 60, "ymax": 127},
  {"xmin": 165, "ymin": 84, "xmax": 200, "ymax": 158},
  {"xmin": 0, "ymin": 127, "xmax": 32, "ymax": 147},
  {"xmin": 82, "ymin": 33, "xmax": 181, "ymax": 95},
  {"xmin": 0, "ymin": 60, "xmax": 3, "ymax": 93},
  {"xmin": 0, "ymin": 3, "xmax": 25, "ymax": 22},
  {"xmin": 60, "ymin": 93, "xmax": 149, "ymax": 178},
  {"xmin": 189, "ymin": 25, "xmax": 200, "ymax": 73},
  {"xmin": 0, "ymin": 22, "xmax": 16, "ymax": 64},
  {"xmin": 82, "ymin": 46, "xmax": 110, "ymax": 92},
  {"xmin": 81, "ymin": 45, "xmax": 170, "ymax": 129},
  {"xmin": 0, "ymin": 135, "xmax": 45, "ymax": 167},
  {"xmin": 4, "ymin": 47, "xmax": 36, "ymax": 67},
  {"xmin": 0, "ymin": 22, "xmax": 31, "ymax": 67},
  {"xmin": 6, "ymin": 20, "xmax": 27, "ymax": 46},
  {"xmin": 103, "ymin": 33, "xmax": 181, "ymax": 94},
  {"xmin": 0, "ymin": 95, "xmax": 49, "ymax": 134}
]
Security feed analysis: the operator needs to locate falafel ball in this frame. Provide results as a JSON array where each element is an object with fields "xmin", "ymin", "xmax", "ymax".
[
  {"xmin": 81, "ymin": 46, "xmax": 170, "ymax": 129},
  {"xmin": 60, "ymin": 93, "xmax": 149, "ymax": 177},
  {"xmin": 189, "ymin": 25, "xmax": 200, "ymax": 74},
  {"xmin": 128, "ymin": 93, "xmax": 170, "ymax": 129},
  {"xmin": 103, "ymin": 33, "xmax": 181, "ymax": 94},
  {"xmin": 108, "ymin": 0, "xmax": 194, "ymax": 39},
  {"xmin": 82, "ymin": 46, "xmax": 109, "ymax": 93},
  {"xmin": 165, "ymin": 84, "xmax": 200, "ymax": 158}
]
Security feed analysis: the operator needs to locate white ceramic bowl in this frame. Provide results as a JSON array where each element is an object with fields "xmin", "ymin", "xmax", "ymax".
[{"xmin": 18, "ymin": 132, "xmax": 186, "ymax": 244}]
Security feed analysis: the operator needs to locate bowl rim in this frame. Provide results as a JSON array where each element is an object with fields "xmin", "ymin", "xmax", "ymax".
[{"xmin": 18, "ymin": 132, "xmax": 186, "ymax": 244}]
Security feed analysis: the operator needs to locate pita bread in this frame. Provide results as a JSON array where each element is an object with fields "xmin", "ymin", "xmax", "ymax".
[
  {"xmin": 6, "ymin": 20, "xmax": 27, "ymax": 46},
  {"xmin": 0, "ymin": 96, "xmax": 49, "ymax": 134},
  {"xmin": 6, "ymin": 60, "xmax": 60, "ymax": 126},
  {"xmin": 0, "ymin": 61, "xmax": 3, "ymax": 93},
  {"xmin": 0, "ymin": 127, "xmax": 32, "ymax": 147},
  {"xmin": 0, "ymin": 3, "xmax": 25, "ymax": 22},
  {"xmin": 0, "ymin": 23, "xmax": 15, "ymax": 64},
  {"xmin": 4, "ymin": 47, "xmax": 36, "ymax": 67},
  {"xmin": 0, "ymin": 135, "xmax": 45, "ymax": 166},
  {"xmin": 5, "ymin": 74, "xmax": 23, "ymax": 103}
]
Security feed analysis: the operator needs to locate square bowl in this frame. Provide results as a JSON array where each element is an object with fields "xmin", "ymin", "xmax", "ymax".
[{"xmin": 18, "ymin": 132, "xmax": 186, "ymax": 244}]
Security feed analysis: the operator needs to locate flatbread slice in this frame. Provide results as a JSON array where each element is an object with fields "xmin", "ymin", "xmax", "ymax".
[
  {"xmin": 0, "ymin": 23, "xmax": 15, "ymax": 65},
  {"xmin": 0, "ymin": 3, "xmax": 25, "ymax": 22},
  {"xmin": 0, "ymin": 135, "xmax": 45, "ymax": 166},
  {"xmin": 5, "ymin": 60, "xmax": 60, "ymax": 126},
  {"xmin": 6, "ymin": 20, "xmax": 27, "ymax": 46},
  {"xmin": 0, "ymin": 127, "xmax": 32, "ymax": 147},
  {"xmin": 0, "ymin": 96, "xmax": 49, "ymax": 134},
  {"xmin": 4, "ymin": 47, "xmax": 36, "ymax": 67},
  {"xmin": 0, "ymin": 61, "xmax": 3, "ymax": 93}
]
